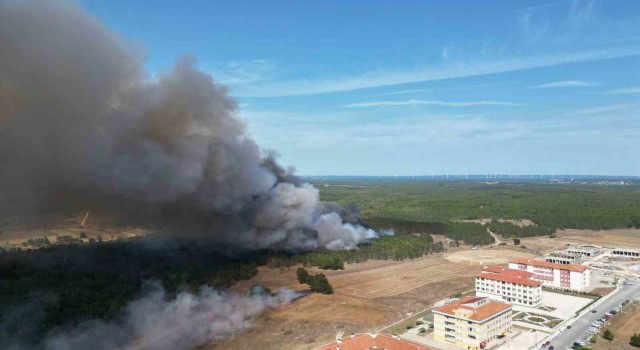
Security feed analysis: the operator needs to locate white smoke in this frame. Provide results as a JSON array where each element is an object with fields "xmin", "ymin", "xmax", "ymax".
[{"xmin": 45, "ymin": 283, "xmax": 299, "ymax": 350}]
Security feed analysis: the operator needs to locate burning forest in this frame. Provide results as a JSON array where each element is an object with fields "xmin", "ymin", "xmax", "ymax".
[{"xmin": 0, "ymin": 1, "xmax": 387, "ymax": 349}]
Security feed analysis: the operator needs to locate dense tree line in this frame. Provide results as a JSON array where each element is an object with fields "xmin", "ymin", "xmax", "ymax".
[
  {"xmin": 318, "ymin": 181, "xmax": 640, "ymax": 231},
  {"xmin": 267, "ymin": 233, "xmax": 439, "ymax": 269},
  {"xmin": 0, "ymin": 240, "xmax": 264, "ymax": 346},
  {"xmin": 365, "ymin": 218, "xmax": 448, "ymax": 235},
  {"xmin": 445, "ymin": 222, "xmax": 495, "ymax": 245}
]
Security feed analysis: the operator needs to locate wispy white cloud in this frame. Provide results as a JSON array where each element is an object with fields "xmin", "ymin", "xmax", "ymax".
[
  {"xmin": 345, "ymin": 100, "xmax": 527, "ymax": 108},
  {"xmin": 527, "ymin": 80, "xmax": 595, "ymax": 89},
  {"xmin": 202, "ymin": 59, "xmax": 275, "ymax": 85},
  {"xmin": 379, "ymin": 83, "xmax": 499, "ymax": 96},
  {"xmin": 564, "ymin": 104, "xmax": 632, "ymax": 116},
  {"xmin": 605, "ymin": 87, "xmax": 640, "ymax": 94},
  {"xmin": 236, "ymin": 45, "xmax": 640, "ymax": 97},
  {"xmin": 379, "ymin": 88, "xmax": 433, "ymax": 96}
]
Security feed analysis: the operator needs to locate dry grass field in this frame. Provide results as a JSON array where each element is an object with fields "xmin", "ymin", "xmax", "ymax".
[
  {"xmin": 593, "ymin": 302, "xmax": 640, "ymax": 350},
  {"xmin": 557, "ymin": 228, "xmax": 640, "ymax": 250},
  {"xmin": 215, "ymin": 247, "xmax": 535, "ymax": 350},
  {"xmin": 0, "ymin": 211, "xmax": 152, "ymax": 248}
]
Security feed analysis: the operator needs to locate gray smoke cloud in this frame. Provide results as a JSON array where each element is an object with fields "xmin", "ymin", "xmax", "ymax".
[
  {"xmin": 45, "ymin": 283, "xmax": 299, "ymax": 350},
  {"xmin": 0, "ymin": 0, "xmax": 384, "ymax": 251}
]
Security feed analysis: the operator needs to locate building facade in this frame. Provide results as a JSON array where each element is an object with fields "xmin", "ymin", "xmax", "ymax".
[
  {"xmin": 475, "ymin": 266, "xmax": 543, "ymax": 307},
  {"xmin": 566, "ymin": 245, "xmax": 601, "ymax": 258},
  {"xmin": 433, "ymin": 296, "xmax": 512, "ymax": 350},
  {"xmin": 612, "ymin": 248, "xmax": 640, "ymax": 257},
  {"xmin": 508, "ymin": 258, "xmax": 590, "ymax": 291},
  {"xmin": 545, "ymin": 251, "xmax": 582, "ymax": 265}
]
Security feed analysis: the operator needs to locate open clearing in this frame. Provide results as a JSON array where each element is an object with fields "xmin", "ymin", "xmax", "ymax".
[
  {"xmin": 557, "ymin": 228, "xmax": 640, "ymax": 250},
  {"xmin": 215, "ymin": 247, "xmax": 533, "ymax": 350},
  {"xmin": 0, "ymin": 211, "xmax": 153, "ymax": 248}
]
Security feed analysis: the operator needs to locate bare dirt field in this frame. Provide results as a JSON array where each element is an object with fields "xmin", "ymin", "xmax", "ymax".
[
  {"xmin": 214, "ymin": 247, "xmax": 535, "ymax": 350},
  {"xmin": 444, "ymin": 246, "xmax": 534, "ymax": 265},
  {"xmin": 557, "ymin": 228, "xmax": 640, "ymax": 250},
  {"xmin": 517, "ymin": 228, "xmax": 640, "ymax": 254},
  {"xmin": 593, "ymin": 301, "xmax": 640, "ymax": 350}
]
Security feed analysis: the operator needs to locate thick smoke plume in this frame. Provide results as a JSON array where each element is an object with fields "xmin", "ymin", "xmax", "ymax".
[
  {"xmin": 0, "ymin": 0, "xmax": 382, "ymax": 251},
  {"xmin": 45, "ymin": 283, "xmax": 298, "ymax": 350}
]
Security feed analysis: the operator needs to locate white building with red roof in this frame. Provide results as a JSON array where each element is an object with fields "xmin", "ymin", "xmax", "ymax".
[
  {"xmin": 433, "ymin": 296, "xmax": 512, "ymax": 350},
  {"xmin": 476, "ymin": 266, "xmax": 543, "ymax": 307},
  {"xmin": 508, "ymin": 258, "xmax": 590, "ymax": 291}
]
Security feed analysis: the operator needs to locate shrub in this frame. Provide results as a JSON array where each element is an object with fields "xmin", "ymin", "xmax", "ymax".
[
  {"xmin": 603, "ymin": 328, "xmax": 614, "ymax": 341},
  {"xmin": 630, "ymin": 333, "xmax": 640, "ymax": 347},
  {"xmin": 513, "ymin": 238, "xmax": 521, "ymax": 245}
]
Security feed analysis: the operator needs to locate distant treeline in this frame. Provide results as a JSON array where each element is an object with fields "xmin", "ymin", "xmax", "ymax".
[
  {"xmin": 267, "ymin": 234, "xmax": 444, "ymax": 269},
  {"xmin": 318, "ymin": 181, "xmax": 640, "ymax": 243}
]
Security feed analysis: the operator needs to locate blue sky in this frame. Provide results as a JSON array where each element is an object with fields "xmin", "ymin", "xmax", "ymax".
[{"xmin": 81, "ymin": 0, "xmax": 640, "ymax": 176}]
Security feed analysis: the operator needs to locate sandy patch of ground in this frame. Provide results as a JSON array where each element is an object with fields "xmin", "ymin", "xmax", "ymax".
[
  {"xmin": 454, "ymin": 219, "xmax": 536, "ymax": 227},
  {"xmin": 557, "ymin": 229, "xmax": 640, "ymax": 250},
  {"xmin": 456, "ymin": 218, "xmax": 492, "ymax": 225},
  {"xmin": 444, "ymin": 246, "xmax": 534, "ymax": 265},
  {"xmin": 498, "ymin": 219, "xmax": 536, "ymax": 227}
]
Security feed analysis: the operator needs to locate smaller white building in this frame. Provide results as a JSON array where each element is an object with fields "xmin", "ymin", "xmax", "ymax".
[
  {"xmin": 508, "ymin": 258, "xmax": 590, "ymax": 291},
  {"xmin": 476, "ymin": 266, "xmax": 543, "ymax": 307},
  {"xmin": 612, "ymin": 248, "xmax": 640, "ymax": 257}
]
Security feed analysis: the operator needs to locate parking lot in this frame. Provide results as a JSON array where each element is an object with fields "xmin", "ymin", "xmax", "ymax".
[{"xmin": 546, "ymin": 283, "xmax": 640, "ymax": 350}]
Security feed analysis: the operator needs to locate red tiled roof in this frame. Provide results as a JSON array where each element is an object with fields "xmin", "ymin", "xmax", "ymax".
[
  {"xmin": 318, "ymin": 333, "xmax": 432, "ymax": 350},
  {"xmin": 482, "ymin": 266, "xmax": 534, "ymax": 278},
  {"xmin": 477, "ymin": 272, "xmax": 542, "ymax": 287},
  {"xmin": 433, "ymin": 296, "xmax": 511, "ymax": 322},
  {"xmin": 512, "ymin": 258, "xmax": 587, "ymax": 273}
]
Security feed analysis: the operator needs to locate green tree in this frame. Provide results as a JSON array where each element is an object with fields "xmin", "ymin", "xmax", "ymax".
[
  {"xmin": 79, "ymin": 232, "xmax": 87, "ymax": 239},
  {"xmin": 513, "ymin": 238, "xmax": 521, "ymax": 245},
  {"xmin": 603, "ymin": 328, "xmax": 614, "ymax": 341},
  {"xmin": 296, "ymin": 267, "xmax": 309, "ymax": 284},
  {"xmin": 630, "ymin": 333, "xmax": 640, "ymax": 347},
  {"xmin": 307, "ymin": 273, "xmax": 333, "ymax": 294}
]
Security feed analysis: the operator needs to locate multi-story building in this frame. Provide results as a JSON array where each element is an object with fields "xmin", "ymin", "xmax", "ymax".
[
  {"xmin": 475, "ymin": 266, "xmax": 542, "ymax": 307},
  {"xmin": 508, "ymin": 258, "xmax": 590, "ymax": 291},
  {"xmin": 433, "ymin": 296, "xmax": 512, "ymax": 350}
]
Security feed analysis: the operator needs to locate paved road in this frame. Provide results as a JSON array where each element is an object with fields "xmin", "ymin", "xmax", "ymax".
[{"xmin": 545, "ymin": 283, "xmax": 640, "ymax": 350}]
